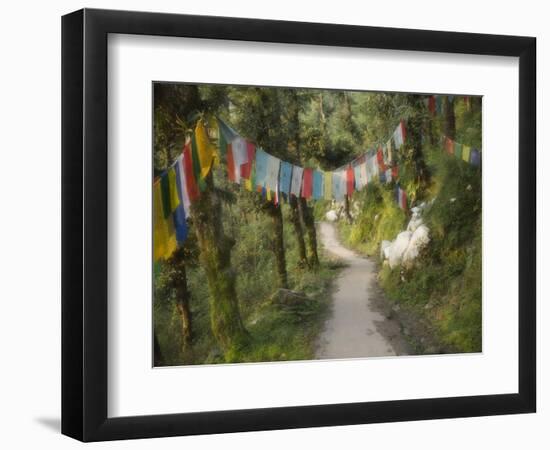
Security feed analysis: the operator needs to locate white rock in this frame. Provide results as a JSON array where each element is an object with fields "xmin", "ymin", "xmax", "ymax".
[
  {"xmin": 402, "ymin": 225, "xmax": 430, "ymax": 266},
  {"xmin": 388, "ymin": 231, "xmax": 412, "ymax": 269},
  {"xmin": 380, "ymin": 240, "xmax": 392, "ymax": 260},
  {"xmin": 325, "ymin": 210, "xmax": 339, "ymax": 222},
  {"xmin": 407, "ymin": 216, "xmax": 424, "ymax": 232}
]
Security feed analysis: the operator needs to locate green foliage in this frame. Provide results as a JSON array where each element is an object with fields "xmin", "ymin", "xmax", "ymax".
[{"xmin": 339, "ymin": 136, "xmax": 482, "ymax": 353}]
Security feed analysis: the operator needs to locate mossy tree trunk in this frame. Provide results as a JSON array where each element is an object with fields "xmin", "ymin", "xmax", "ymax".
[
  {"xmin": 298, "ymin": 197, "xmax": 320, "ymax": 268},
  {"xmin": 154, "ymin": 331, "xmax": 163, "ymax": 366},
  {"xmin": 167, "ymin": 247, "xmax": 193, "ymax": 348},
  {"xmin": 192, "ymin": 174, "xmax": 248, "ymax": 354},
  {"xmin": 443, "ymin": 96, "xmax": 456, "ymax": 139},
  {"xmin": 264, "ymin": 202, "xmax": 289, "ymax": 288},
  {"xmin": 289, "ymin": 195, "xmax": 308, "ymax": 268},
  {"xmin": 343, "ymin": 195, "xmax": 353, "ymax": 224}
]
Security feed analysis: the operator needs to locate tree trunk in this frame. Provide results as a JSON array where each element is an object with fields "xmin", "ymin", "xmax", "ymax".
[
  {"xmin": 192, "ymin": 174, "xmax": 248, "ymax": 354},
  {"xmin": 154, "ymin": 331, "xmax": 163, "ymax": 366},
  {"xmin": 289, "ymin": 195, "xmax": 308, "ymax": 268},
  {"xmin": 168, "ymin": 248, "xmax": 193, "ymax": 347},
  {"xmin": 343, "ymin": 195, "xmax": 353, "ymax": 224},
  {"xmin": 298, "ymin": 197, "xmax": 320, "ymax": 268},
  {"xmin": 443, "ymin": 96, "xmax": 456, "ymax": 139},
  {"xmin": 265, "ymin": 202, "xmax": 289, "ymax": 288}
]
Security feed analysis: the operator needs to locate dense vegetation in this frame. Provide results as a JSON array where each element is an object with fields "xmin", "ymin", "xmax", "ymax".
[{"xmin": 153, "ymin": 84, "xmax": 482, "ymax": 365}]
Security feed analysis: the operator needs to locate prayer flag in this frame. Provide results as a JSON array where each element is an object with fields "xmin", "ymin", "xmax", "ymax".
[
  {"xmin": 454, "ymin": 142, "xmax": 463, "ymax": 160},
  {"xmin": 265, "ymin": 154, "xmax": 281, "ymax": 192},
  {"xmin": 385, "ymin": 168, "xmax": 392, "ymax": 184},
  {"xmin": 360, "ymin": 161, "xmax": 368, "ymax": 187},
  {"xmin": 183, "ymin": 142, "xmax": 200, "ymax": 201},
  {"xmin": 470, "ymin": 149, "xmax": 481, "ymax": 167},
  {"xmin": 462, "ymin": 145, "xmax": 471, "ymax": 163},
  {"xmin": 324, "ymin": 171, "xmax": 333, "ymax": 200},
  {"xmin": 254, "ymin": 148, "xmax": 269, "ymax": 189},
  {"xmin": 241, "ymin": 141, "xmax": 256, "ymax": 180},
  {"xmin": 226, "ymin": 143, "xmax": 236, "ymax": 182},
  {"xmin": 290, "ymin": 165, "xmax": 303, "ymax": 197},
  {"xmin": 377, "ymin": 147, "xmax": 387, "ymax": 171},
  {"xmin": 217, "ymin": 117, "xmax": 238, "ymax": 158},
  {"xmin": 313, "ymin": 170, "xmax": 324, "ymax": 200},
  {"xmin": 332, "ymin": 170, "xmax": 346, "ymax": 201},
  {"xmin": 230, "ymin": 136, "xmax": 248, "ymax": 183},
  {"xmin": 353, "ymin": 163, "xmax": 363, "ymax": 190},
  {"xmin": 445, "ymin": 137, "xmax": 454, "ymax": 155},
  {"xmin": 195, "ymin": 120, "xmax": 219, "ymax": 180},
  {"xmin": 175, "ymin": 155, "xmax": 191, "ymax": 218},
  {"xmin": 160, "ymin": 167, "xmax": 180, "ymax": 219},
  {"xmin": 435, "ymin": 95, "xmax": 443, "ymax": 115},
  {"xmin": 279, "ymin": 161, "xmax": 293, "ymax": 197},
  {"xmin": 346, "ymin": 165, "xmax": 354, "ymax": 195},
  {"xmin": 301, "ymin": 168, "xmax": 313, "ymax": 199},
  {"xmin": 153, "ymin": 180, "xmax": 177, "ymax": 261}
]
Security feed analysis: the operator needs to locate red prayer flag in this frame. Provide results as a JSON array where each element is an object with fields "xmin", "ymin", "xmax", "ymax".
[
  {"xmin": 183, "ymin": 142, "xmax": 200, "ymax": 201},
  {"xmin": 392, "ymin": 165, "xmax": 399, "ymax": 179},
  {"xmin": 400, "ymin": 120, "xmax": 407, "ymax": 143},
  {"xmin": 376, "ymin": 147, "xmax": 387, "ymax": 171},
  {"xmin": 240, "ymin": 141, "xmax": 255, "ymax": 179},
  {"xmin": 445, "ymin": 137, "xmax": 454, "ymax": 155},
  {"xmin": 226, "ymin": 143, "xmax": 236, "ymax": 182},
  {"xmin": 301, "ymin": 168, "xmax": 313, "ymax": 199},
  {"xmin": 346, "ymin": 165, "xmax": 354, "ymax": 195}
]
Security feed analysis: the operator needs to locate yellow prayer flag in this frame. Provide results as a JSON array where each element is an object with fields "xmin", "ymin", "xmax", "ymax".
[
  {"xmin": 266, "ymin": 189, "xmax": 272, "ymax": 201},
  {"xmin": 195, "ymin": 120, "xmax": 219, "ymax": 179},
  {"xmin": 153, "ymin": 180, "xmax": 177, "ymax": 262},
  {"xmin": 324, "ymin": 171, "xmax": 333, "ymax": 200},
  {"xmin": 167, "ymin": 167, "xmax": 180, "ymax": 211},
  {"xmin": 244, "ymin": 178, "xmax": 252, "ymax": 191},
  {"xmin": 462, "ymin": 145, "xmax": 471, "ymax": 163}
]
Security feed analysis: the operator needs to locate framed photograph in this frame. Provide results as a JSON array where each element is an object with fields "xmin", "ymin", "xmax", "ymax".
[{"xmin": 62, "ymin": 8, "xmax": 536, "ymax": 441}]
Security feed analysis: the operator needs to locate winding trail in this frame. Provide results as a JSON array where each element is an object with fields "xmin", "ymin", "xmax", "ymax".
[{"xmin": 316, "ymin": 222, "xmax": 408, "ymax": 359}]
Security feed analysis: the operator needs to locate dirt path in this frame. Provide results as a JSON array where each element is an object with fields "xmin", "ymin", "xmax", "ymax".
[{"xmin": 316, "ymin": 222, "xmax": 409, "ymax": 359}]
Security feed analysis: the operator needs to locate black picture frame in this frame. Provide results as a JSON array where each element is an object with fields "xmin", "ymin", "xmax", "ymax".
[{"xmin": 61, "ymin": 8, "xmax": 536, "ymax": 442}]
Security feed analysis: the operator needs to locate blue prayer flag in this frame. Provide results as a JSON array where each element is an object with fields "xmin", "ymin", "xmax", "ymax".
[
  {"xmin": 312, "ymin": 170, "xmax": 324, "ymax": 200},
  {"xmin": 470, "ymin": 149, "xmax": 481, "ymax": 167},
  {"xmin": 279, "ymin": 161, "xmax": 293, "ymax": 196},
  {"xmin": 254, "ymin": 148, "xmax": 269, "ymax": 188}
]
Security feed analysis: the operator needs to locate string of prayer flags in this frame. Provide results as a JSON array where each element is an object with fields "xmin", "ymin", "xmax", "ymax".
[
  {"xmin": 443, "ymin": 136, "xmax": 481, "ymax": 168},
  {"xmin": 290, "ymin": 165, "xmax": 303, "ymax": 197}
]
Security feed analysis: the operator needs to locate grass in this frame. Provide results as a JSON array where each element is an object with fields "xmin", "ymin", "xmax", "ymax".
[
  {"xmin": 154, "ymin": 194, "xmax": 342, "ymax": 366},
  {"xmin": 337, "ymin": 144, "xmax": 482, "ymax": 354}
]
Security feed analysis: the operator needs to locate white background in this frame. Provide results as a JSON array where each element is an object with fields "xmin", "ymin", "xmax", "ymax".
[
  {"xmin": 0, "ymin": 0, "xmax": 547, "ymax": 448},
  {"xmin": 108, "ymin": 35, "xmax": 518, "ymax": 417}
]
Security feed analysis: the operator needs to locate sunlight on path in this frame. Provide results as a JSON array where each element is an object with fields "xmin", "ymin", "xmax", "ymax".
[{"xmin": 316, "ymin": 222, "xmax": 398, "ymax": 359}]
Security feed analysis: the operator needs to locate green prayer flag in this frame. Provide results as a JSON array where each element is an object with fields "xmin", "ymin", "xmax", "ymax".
[
  {"xmin": 160, "ymin": 173, "xmax": 172, "ymax": 219},
  {"xmin": 454, "ymin": 142, "xmax": 463, "ymax": 160}
]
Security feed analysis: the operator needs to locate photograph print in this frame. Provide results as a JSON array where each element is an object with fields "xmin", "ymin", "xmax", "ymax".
[{"xmin": 152, "ymin": 83, "xmax": 482, "ymax": 367}]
